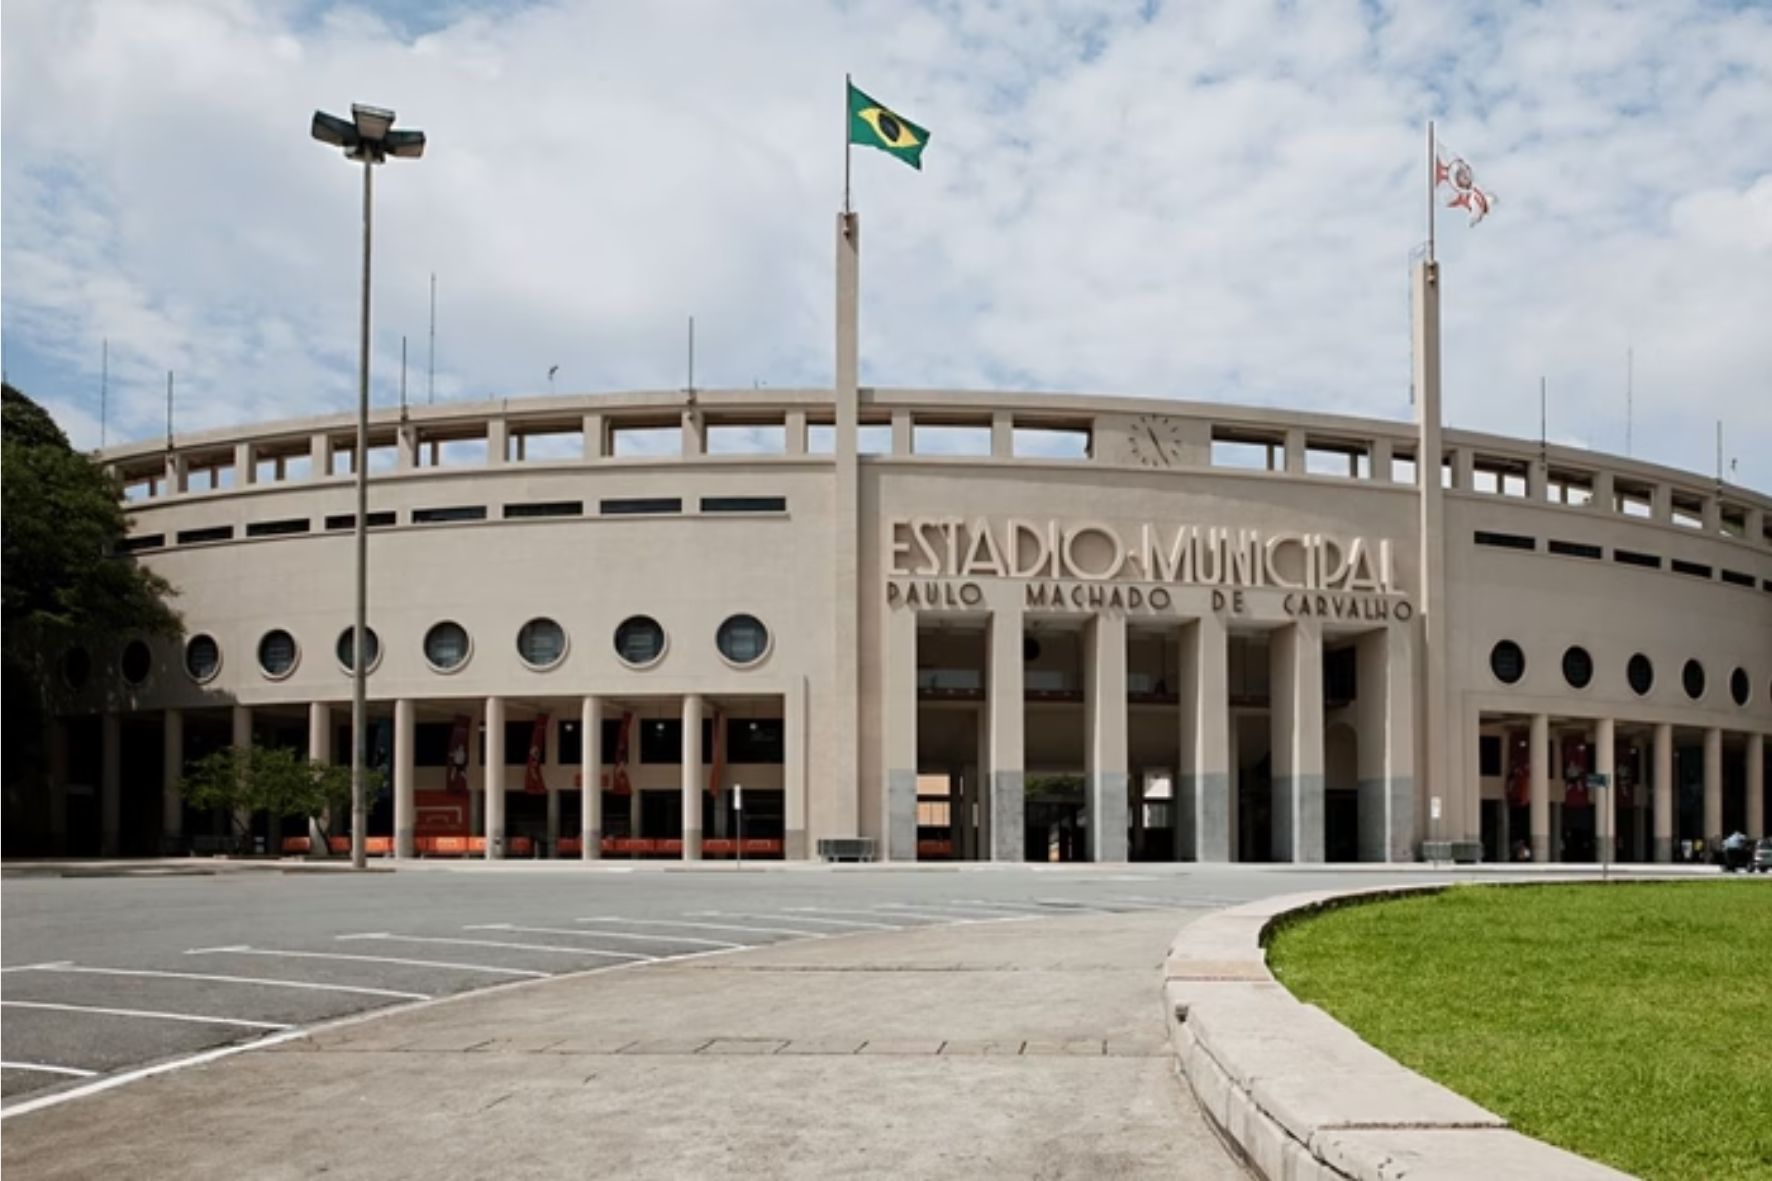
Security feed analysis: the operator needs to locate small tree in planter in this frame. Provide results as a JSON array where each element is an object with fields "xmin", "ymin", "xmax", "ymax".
[{"xmin": 179, "ymin": 745, "xmax": 380, "ymax": 854}]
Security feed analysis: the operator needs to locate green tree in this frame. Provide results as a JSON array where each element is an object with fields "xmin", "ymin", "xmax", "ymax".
[
  {"xmin": 3, "ymin": 383, "xmax": 182, "ymax": 850},
  {"xmin": 178, "ymin": 744, "xmax": 379, "ymax": 852}
]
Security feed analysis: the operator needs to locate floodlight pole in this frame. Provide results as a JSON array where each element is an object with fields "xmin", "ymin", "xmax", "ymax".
[{"xmin": 350, "ymin": 156, "xmax": 374, "ymax": 871}]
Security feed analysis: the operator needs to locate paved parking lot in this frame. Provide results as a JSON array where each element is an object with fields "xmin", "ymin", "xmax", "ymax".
[{"xmin": 1, "ymin": 863, "xmax": 1305, "ymax": 1112}]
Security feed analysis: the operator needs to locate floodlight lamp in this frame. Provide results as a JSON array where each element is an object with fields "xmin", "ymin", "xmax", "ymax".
[
  {"xmin": 311, "ymin": 110, "xmax": 357, "ymax": 150},
  {"xmin": 351, "ymin": 104, "xmax": 396, "ymax": 142},
  {"xmin": 384, "ymin": 129, "xmax": 426, "ymax": 159}
]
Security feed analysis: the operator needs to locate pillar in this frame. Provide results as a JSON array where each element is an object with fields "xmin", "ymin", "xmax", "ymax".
[
  {"xmin": 1704, "ymin": 727, "xmax": 1722, "ymax": 843},
  {"xmin": 1370, "ymin": 438, "xmax": 1393, "ymax": 483},
  {"xmin": 469, "ymin": 717, "xmax": 484, "ymax": 836},
  {"xmin": 486, "ymin": 418, "xmax": 508, "ymax": 465},
  {"xmin": 987, "ymin": 602, "xmax": 1025, "ymax": 861},
  {"xmin": 1529, "ymin": 714, "xmax": 1550, "ymax": 863},
  {"xmin": 1355, "ymin": 627, "xmax": 1415, "ymax": 861},
  {"xmin": 396, "ymin": 424, "xmax": 418, "ymax": 470},
  {"xmin": 162, "ymin": 708, "xmax": 185, "ymax": 852},
  {"xmin": 234, "ymin": 441, "xmax": 255, "ymax": 485},
  {"xmin": 1284, "ymin": 428, "xmax": 1306, "ymax": 474},
  {"xmin": 1653, "ymin": 723, "xmax": 1673, "ymax": 862},
  {"xmin": 1748, "ymin": 734, "xmax": 1764, "ymax": 842},
  {"xmin": 1270, "ymin": 620, "xmax": 1325, "ymax": 863},
  {"xmin": 681, "ymin": 694, "xmax": 703, "ymax": 860},
  {"xmin": 484, "ymin": 697, "xmax": 505, "ymax": 858},
  {"xmin": 581, "ymin": 696, "xmax": 602, "ymax": 860},
  {"xmin": 1185, "ymin": 614, "xmax": 1232, "ymax": 862},
  {"xmin": 785, "ymin": 410, "xmax": 808, "ymax": 456},
  {"xmin": 308, "ymin": 703, "xmax": 331, "ymax": 852},
  {"xmin": 881, "ymin": 601, "xmax": 919, "ymax": 860},
  {"xmin": 100, "ymin": 712, "xmax": 122, "ymax": 856},
  {"xmin": 785, "ymin": 676, "xmax": 808, "ymax": 859},
  {"xmin": 990, "ymin": 410, "xmax": 1013, "ymax": 458},
  {"xmin": 828, "ymin": 210, "xmax": 863, "ymax": 842},
  {"xmin": 231, "ymin": 705, "xmax": 252, "ymax": 850},
  {"xmin": 310, "ymin": 432, "xmax": 332, "ymax": 477},
  {"xmin": 1086, "ymin": 613, "xmax": 1129, "ymax": 863},
  {"xmin": 582, "ymin": 413, "xmax": 605, "ymax": 459},
  {"xmin": 393, "ymin": 699, "xmax": 415, "ymax": 858},
  {"xmin": 1596, "ymin": 717, "xmax": 1616, "ymax": 863}
]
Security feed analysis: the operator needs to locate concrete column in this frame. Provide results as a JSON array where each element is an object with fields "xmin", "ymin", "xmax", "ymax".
[
  {"xmin": 990, "ymin": 411, "xmax": 1013, "ymax": 458},
  {"xmin": 310, "ymin": 432, "xmax": 332, "ymax": 477},
  {"xmin": 101, "ymin": 712, "xmax": 122, "ymax": 855},
  {"xmin": 785, "ymin": 676, "xmax": 808, "ymax": 859},
  {"xmin": 484, "ymin": 697, "xmax": 505, "ymax": 859},
  {"xmin": 486, "ymin": 418, "xmax": 508, "ymax": 465},
  {"xmin": 1186, "ymin": 614, "xmax": 1232, "ymax": 862},
  {"xmin": 162, "ymin": 708, "xmax": 185, "ymax": 852},
  {"xmin": 1270, "ymin": 620, "xmax": 1325, "ymax": 862},
  {"xmin": 1590, "ymin": 470, "xmax": 1614, "ymax": 513},
  {"xmin": 682, "ymin": 694, "xmax": 703, "ymax": 860},
  {"xmin": 1283, "ymin": 429, "xmax": 1306, "ymax": 474},
  {"xmin": 785, "ymin": 410, "xmax": 808, "ymax": 456},
  {"xmin": 1086, "ymin": 613, "xmax": 1129, "ymax": 863},
  {"xmin": 231, "ymin": 704, "xmax": 253, "ymax": 851},
  {"xmin": 881, "ymin": 602, "xmax": 919, "ymax": 860},
  {"xmin": 1355, "ymin": 628, "xmax": 1415, "ymax": 862},
  {"xmin": 1451, "ymin": 448, "xmax": 1474, "ymax": 491},
  {"xmin": 1527, "ymin": 457, "xmax": 1548, "ymax": 501},
  {"xmin": 1746, "ymin": 733, "xmax": 1764, "ymax": 841},
  {"xmin": 393, "ymin": 699, "xmax": 415, "ymax": 858},
  {"xmin": 1653, "ymin": 723, "xmax": 1673, "ymax": 862},
  {"xmin": 1650, "ymin": 482, "xmax": 1672, "ymax": 524},
  {"xmin": 1529, "ymin": 714, "xmax": 1550, "ymax": 863},
  {"xmin": 546, "ymin": 775, "xmax": 561, "ymax": 857},
  {"xmin": 829, "ymin": 211, "xmax": 863, "ymax": 843},
  {"xmin": 581, "ymin": 696, "xmax": 602, "ymax": 860},
  {"xmin": 1701, "ymin": 496, "xmax": 1721, "ymax": 533},
  {"xmin": 1596, "ymin": 717, "xmax": 1616, "ymax": 862},
  {"xmin": 680, "ymin": 409, "xmax": 704, "ymax": 456},
  {"xmin": 627, "ymin": 713, "xmax": 643, "ymax": 841},
  {"xmin": 582, "ymin": 413, "xmax": 605, "ymax": 459},
  {"xmin": 890, "ymin": 409, "xmax": 912, "ymax": 455},
  {"xmin": 1370, "ymin": 438, "xmax": 1393, "ymax": 483},
  {"xmin": 1744, "ymin": 506, "xmax": 1765, "ymax": 546},
  {"xmin": 469, "ymin": 718, "xmax": 484, "ymax": 836},
  {"xmin": 1703, "ymin": 727, "xmax": 1722, "ymax": 843},
  {"xmin": 164, "ymin": 452, "xmax": 187, "ymax": 495},
  {"xmin": 308, "ymin": 703, "xmax": 331, "ymax": 852},
  {"xmin": 234, "ymin": 442, "xmax": 256, "ymax": 485},
  {"xmin": 987, "ymin": 602, "xmax": 1025, "ymax": 861},
  {"xmin": 396, "ymin": 424, "xmax": 418, "ymax": 470}
]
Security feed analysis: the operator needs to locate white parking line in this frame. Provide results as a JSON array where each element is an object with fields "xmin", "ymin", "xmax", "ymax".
[
  {"xmin": 574, "ymin": 915, "xmax": 822, "ymax": 936},
  {"xmin": 338, "ymin": 933, "xmax": 649, "ymax": 959},
  {"xmin": 0, "ymin": 962, "xmax": 72, "ymax": 973},
  {"xmin": 691, "ymin": 911, "xmax": 904, "ymax": 930},
  {"xmin": 184, "ymin": 946, "xmax": 548, "ymax": 978},
  {"xmin": 784, "ymin": 906, "xmax": 968, "ymax": 923},
  {"xmin": 456, "ymin": 925, "xmax": 670, "ymax": 956},
  {"xmin": 0, "ymin": 1000, "xmax": 291, "ymax": 1031},
  {"xmin": 0, "ymin": 1061, "xmax": 97, "ymax": 1078},
  {"xmin": 952, "ymin": 899, "xmax": 1112, "ymax": 914},
  {"xmin": 8, "ymin": 964, "xmax": 430, "ymax": 1001},
  {"xmin": 862, "ymin": 905, "xmax": 1016, "ymax": 922},
  {"xmin": 883, "ymin": 901, "xmax": 1054, "ymax": 917}
]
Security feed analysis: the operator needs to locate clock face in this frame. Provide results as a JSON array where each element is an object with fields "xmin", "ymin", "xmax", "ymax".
[{"xmin": 1125, "ymin": 414, "xmax": 1183, "ymax": 468}]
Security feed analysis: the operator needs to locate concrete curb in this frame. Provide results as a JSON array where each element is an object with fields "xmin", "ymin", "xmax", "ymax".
[{"xmin": 1164, "ymin": 882, "xmax": 1636, "ymax": 1181}]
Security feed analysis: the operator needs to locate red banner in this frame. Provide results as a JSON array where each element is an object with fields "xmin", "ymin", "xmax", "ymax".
[
  {"xmin": 707, "ymin": 709, "xmax": 725, "ymax": 798},
  {"xmin": 524, "ymin": 714, "xmax": 549, "ymax": 795},
  {"xmin": 445, "ymin": 714, "xmax": 471, "ymax": 794},
  {"xmin": 1505, "ymin": 730, "xmax": 1530, "ymax": 808},
  {"xmin": 610, "ymin": 710, "xmax": 633, "ymax": 796}
]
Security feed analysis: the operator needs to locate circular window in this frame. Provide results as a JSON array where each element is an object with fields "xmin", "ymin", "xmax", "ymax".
[
  {"xmin": 614, "ymin": 616, "xmax": 666, "ymax": 667},
  {"xmin": 1561, "ymin": 646, "xmax": 1593, "ymax": 690},
  {"xmin": 258, "ymin": 629, "xmax": 299, "ymax": 679},
  {"xmin": 1682, "ymin": 659, "xmax": 1705, "ymax": 701},
  {"xmin": 62, "ymin": 647, "xmax": 91, "ymax": 690},
  {"xmin": 517, "ymin": 618, "xmax": 568, "ymax": 669},
  {"xmin": 336, "ymin": 627, "xmax": 381, "ymax": 673},
  {"xmin": 185, "ymin": 635, "xmax": 222, "ymax": 683},
  {"xmin": 716, "ymin": 614, "xmax": 770, "ymax": 666},
  {"xmin": 1626, "ymin": 653, "xmax": 1654, "ymax": 697},
  {"xmin": 1023, "ymin": 636, "xmax": 1042, "ymax": 662},
  {"xmin": 1730, "ymin": 667, "xmax": 1750, "ymax": 707},
  {"xmin": 120, "ymin": 639, "xmax": 152, "ymax": 686},
  {"xmin": 1489, "ymin": 640, "xmax": 1525, "ymax": 685},
  {"xmin": 423, "ymin": 622, "xmax": 472, "ymax": 673}
]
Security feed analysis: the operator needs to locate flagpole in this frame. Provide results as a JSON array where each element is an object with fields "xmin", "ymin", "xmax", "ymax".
[
  {"xmin": 844, "ymin": 73, "xmax": 853, "ymax": 214},
  {"xmin": 1426, "ymin": 120, "xmax": 1436, "ymax": 263}
]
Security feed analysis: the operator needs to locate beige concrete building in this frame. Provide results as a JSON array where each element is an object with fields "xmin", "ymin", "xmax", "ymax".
[{"xmin": 30, "ymin": 249, "xmax": 1772, "ymax": 864}]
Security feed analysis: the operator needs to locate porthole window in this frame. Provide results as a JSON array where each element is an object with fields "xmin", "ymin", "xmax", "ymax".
[
  {"xmin": 614, "ymin": 615, "xmax": 666, "ymax": 667},
  {"xmin": 1489, "ymin": 640, "xmax": 1525, "ymax": 685},
  {"xmin": 336, "ymin": 627, "xmax": 381, "ymax": 674},
  {"xmin": 1626, "ymin": 653, "xmax": 1654, "ymax": 697},
  {"xmin": 258, "ymin": 629, "xmax": 299, "ymax": 679},
  {"xmin": 1682, "ymin": 659, "xmax": 1705, "ymax": 701},
  {"xmin": 423, "ymin": 622, "xmax": 472, "ymax": 673},
  {"xmin": 1561, "ymin": 646, "xmax": 1593, "ymax": 690},
  {"xmin": 120, "ymin": 639, "xmax": 152, "ymax": 686},
  {"xmin": 716, "ymin": 614, "xmax": 770, "ymax": 666},
  {"xmin": 518, "ymin": 618, "xmax": 568, "ymax": 670},
  {"xmin": 185, "ymin": 635, "xmax": 222, "ymax": 683},
  {"xmin": 1023, "ymin": 636, "xmax": 1042, "ymax": 662},
  {"xmin": 1730, "ymin": 667, "xmax": 1750, "ymax": 707},
  {"xmin": 62, "ymin": 647, "xmax": 91, "ymax": 690}
]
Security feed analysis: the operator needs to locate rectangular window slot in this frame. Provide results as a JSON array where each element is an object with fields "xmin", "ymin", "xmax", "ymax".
[
  {"xmin": 609, "ymin": 425, "xmax": 682, "ymax": 458},
  {"xmin": 504, "ymin": 501, "xmax": 583, "ymax": 519},
  {"xmin": 1613, "ymin": 549, "xmax": 1661, "ymax": 569},
  {"xmin": 1670, "ymin": 559, "xmax": 1713, "ymax": 579},
  {"xmin": 1474, "ymin": 530, "xmax": 1535, "ymax": 551},
  {"xmin": 325, "ymin": 511, "xmax": 397, "ymax": 530},
  {"xmin": 912, "ymin": 424, "xmax": 992, "ymax": 456},
  {"xmin": 177, "ymin": 525, "xmax": 234, "ymax": 545},
  {"xmin": 701, "ymin": 496, "xmax": 786, "ymax": 513},
  {"xmin": 1210, "ymin": 438, "xmax": 1275, "ymax": 471},
  {"xmin": 1012, "ymin": 426, "xmax": 1090, "ymax": 460},
  {"xmin": 412, "ymin": 506, "xmax": 488, "ymax": 524},
  {"xmin": 1720, "ymin": 569, "xmax": 1755, "ymax": 588},
  {"xmin": 246, "ymin": 518, "xmax": 311, "ymax": 537},
  {"xmin": 706, "ymin": 425, "xmax": 787, "ymax": 455},
  {"xmin": 117, "ymin": 534, "xmax": 166, "ymax": 553},
  {"xmin": 511, "ymin": 429, "xmax": 584, "ymax": 462},
  {"xmin": 1547, "ymin": 539, "xmax": 1602, "ymax": 560},
  {"xmin": 600, "ymin": 497, "xmax": 682, "ymax": 515}
]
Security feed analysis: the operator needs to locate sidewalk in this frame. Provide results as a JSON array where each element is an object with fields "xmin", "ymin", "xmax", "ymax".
[{"xmin": 0, "ymin": 910, "xmax": 1250, "ymax": 1180}]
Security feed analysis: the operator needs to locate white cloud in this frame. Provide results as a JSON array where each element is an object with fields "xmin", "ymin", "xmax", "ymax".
[{"xmin": 2, "ymin": 0, "xmax": 1768, "ymax": 491}]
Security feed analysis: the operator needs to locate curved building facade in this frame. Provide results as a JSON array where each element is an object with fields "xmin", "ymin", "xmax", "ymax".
[{"xmin": 36, "ymin": 375, "xmax": 1771, "ymax": 864}]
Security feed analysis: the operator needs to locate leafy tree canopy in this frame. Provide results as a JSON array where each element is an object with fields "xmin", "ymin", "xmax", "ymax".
[{"xmin": 179, "ymin": 744, "xmax": 378, "ymax": 846}]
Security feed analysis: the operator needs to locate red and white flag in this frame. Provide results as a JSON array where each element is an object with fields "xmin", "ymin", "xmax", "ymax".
[{"xmin": 1435, "ymin": 144, "xmax": 1496, "ymax": 226}]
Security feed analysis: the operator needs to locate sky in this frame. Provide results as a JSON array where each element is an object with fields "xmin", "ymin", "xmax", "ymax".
[{"xmin": 2, "ymin": 0, "xmax": 1769, "ymax": 491}]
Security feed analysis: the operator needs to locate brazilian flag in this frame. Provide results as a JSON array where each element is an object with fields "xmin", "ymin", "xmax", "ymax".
[{"xmin": 848, "ymin": 82, "xmax": 929, "ymax": 170}]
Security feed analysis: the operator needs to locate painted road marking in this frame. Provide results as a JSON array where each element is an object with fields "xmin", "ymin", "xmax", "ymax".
[
  {"xmin": 884, "ymin": 901, "xmax": 1056, "ymax": 917},
  {"xmin": 858, "ymin": 905, "xmax": 1013, "ymax": 922},
  {"xmin": 457, "ymin": 925, "xmax": 683, "ymax": 955},
  {"xmin": 339, "ymin": 933, "xmax": 652, "ymax": 959},
  {"xmin": 0, "ymin": 962, "xmax": 73, "ymax": 973},
  {"xmin": 952, "ymin": 899, "xmax": 1113, "ymax": 914},
  {"xmin": 8, "ymin": 964, "xmax": 431, "ymax": 1001},
  {"xmin": 185, "ymin": 946, "xmax": 549, "ymax": 978},
  {"xmin": 784, "ymin": 906, "xmax": 953, "ymax": 924},
  {"xmin": 0, "ymin": 1061, "xmax": 97, "ymax": 1078},
  {"xmin": 0, "ymin": 1000, "xmax": 292, "ymax": 1031},
  {"xmin": 574, "ymin": 916, "xmax": 826, "ymax": 938},
  {"xmin": 691, "ymin": 911, "xmax": 904, "ymax": 930}
]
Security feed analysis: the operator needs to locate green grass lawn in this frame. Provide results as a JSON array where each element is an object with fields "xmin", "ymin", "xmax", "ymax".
[{"xmin": 1266, "ymin": 882, "xmax": 1772, "ymax": 1181}]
